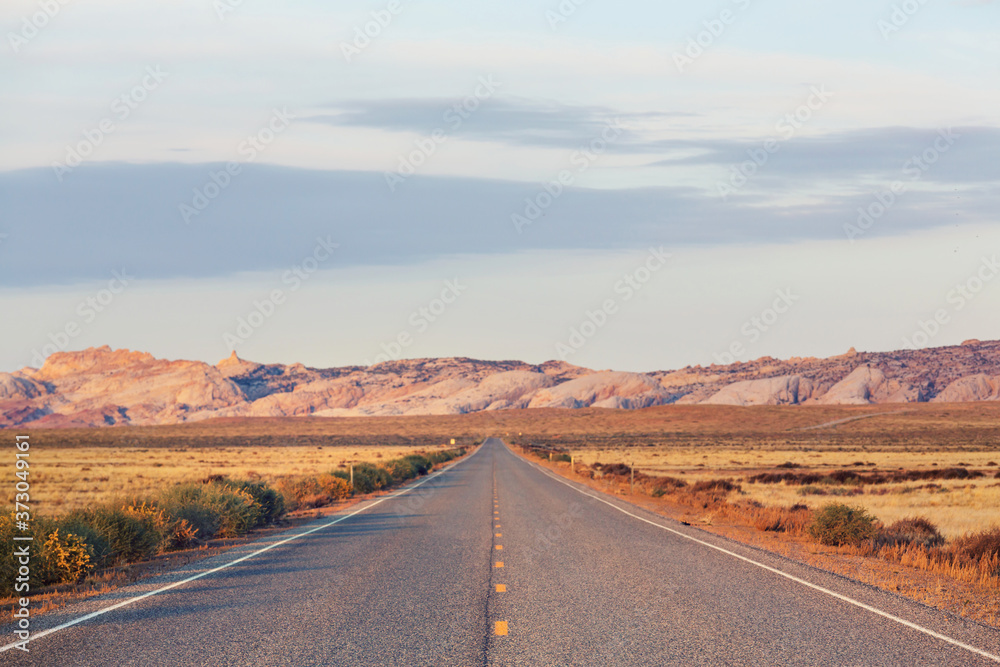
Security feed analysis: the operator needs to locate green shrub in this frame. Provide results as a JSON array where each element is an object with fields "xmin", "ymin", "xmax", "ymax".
[
  {"xmin": 156, "ymin": 482, "xmax": 263, "ymax": 539},
  {"xmin": 0, "ymin": 515, "xmax": 96, "ymax": 595},
  {"xmin": 387, "ymin": 457, "xmax": 421, "ymax": 481},
  {"xmin": 223, "ymin": 479, "xmax": 285, "ymax": 524},
  {"xmin": 123, "ymin": 501, "xmax": 199, "ymax": 551},
  {"xmin": 0, "ymin": 514, "xmax": 42, "ymax": 594},
  {"xmin": 351, "ymin": 463, "xmax": 393, "ymax": 494},
  {"xmin": 808, "ymin": 503, "xmax": 878, "ymax": 546},
  {"xmin": 427, "ymin": 448, "xmax": 465, "ymax": 466},
  {"xmin": 63, "ymin": 506, "xmax": 162, "ymax": 565}
]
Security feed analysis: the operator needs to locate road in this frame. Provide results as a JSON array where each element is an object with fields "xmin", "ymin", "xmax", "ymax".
[{"xmin": 4, "ymin": 438, "xmax": 1000, "ymax": 665}]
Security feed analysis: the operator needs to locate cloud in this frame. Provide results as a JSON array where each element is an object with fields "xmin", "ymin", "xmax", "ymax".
[
  {"xmin": 646, "ymin": 126, "xmax": 1000, "ymax": 185},
  {"xmin": 2, "ymin": 160, "xmax": 998, "ymax": 288},
  {"xmin": 308, "ymin": 97, "xmax": 697, "ymax": 150},
  {"xmin": 311, "ymin": 97, "xmax": 1000, "ymax": 188}
]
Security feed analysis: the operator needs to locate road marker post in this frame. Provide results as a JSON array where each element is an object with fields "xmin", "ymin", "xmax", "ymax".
[{"xmin": 350, "ymin": 465, "xmax": 354, "ymax": 490}]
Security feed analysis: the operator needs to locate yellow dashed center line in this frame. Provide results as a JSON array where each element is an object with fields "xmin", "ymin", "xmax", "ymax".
[{"xmin": 492, "ymin": 476, "xmax": 509, "ymax": 640}]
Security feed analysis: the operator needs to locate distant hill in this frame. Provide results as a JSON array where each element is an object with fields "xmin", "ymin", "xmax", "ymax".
[{"xmin": 2, "ymin": 339, "xmax": 999, "ymax": 428}]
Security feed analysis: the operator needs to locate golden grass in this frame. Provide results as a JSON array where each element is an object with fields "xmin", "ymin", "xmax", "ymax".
[
  {"xmin": 6, "ymin": 401, "xmax": 999, "ymax": 534},
  {"xmin": 743, "ymin": 480, "xmax": 1000, "ymax": 538},
  {"xmin": 572, "ymin": 447, "xmax": 1000, "ymax": 472},
  {"xmin": 3, "ymin": 443, "xmax": 459, "ymax": 517}
]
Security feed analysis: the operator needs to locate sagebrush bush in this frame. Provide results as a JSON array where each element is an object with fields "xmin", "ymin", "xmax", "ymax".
[
  {"xmin": 396, "ymin": 455, "xmax": 431, "ymax": 477},
  {"xmin": 427, "ymin": 449, "xmax": 463, "ymax": 466},
  {"xmin": 877, "ymin": 517, "xmax": 945, "ymax": 548},
  {"xmin": 691, "ymin": 479, "xmax": 741, "ymax": 494},
  {"xmin": 124, "ymin": 501, "xmax": 199, "ymax": 551},
  {"xmin": 225, "ymin": 479, "xmax": 285, "ymax": 523},
  {"xmin": 277, "ymin": 474, "xmax": 350, "ymax": 510},
  {"xmin": 651, "ymin": 476, "xmax": 688, "ymax": 491},
  {"xmin": 808, "ymin": 503, "xmax": 878, "ymax": 546},
  {"xmin": 351, "ymin": 463, "xmax": 393, "ymax": 494},
  {"xmin": 156, "ymin": 482, "xmax": 264, "ymax": 539},
  {"xmin": 63, "ymin": 506, "xmax": 162, "ymax": 565},
  {"xmin": 0, "ymin": 516, "xmax": 96, "ymax": 596},
  {"xmin": 750, "ymin": 504, "xmax": 813, "ymax": 534}
]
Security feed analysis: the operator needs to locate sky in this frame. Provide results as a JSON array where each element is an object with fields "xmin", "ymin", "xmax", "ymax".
[{"xmin": 1, "ymin": 0, "xmax": 998, "ymax": 372}]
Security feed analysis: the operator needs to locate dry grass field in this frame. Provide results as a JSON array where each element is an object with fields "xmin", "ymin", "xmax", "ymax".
[
  {"xmin": 564, "ymin": 446, "xmax": 1000, "ymax": 538},
  {"xmin": 505, "ymin": 403, "xmax": 1000, "ymax": 538},
  {"xmin": 7, "ymin": 444, "xmax": 461, "ymax": 517},
  {"xmin": 8, "ymin": 402, "xmax": 999, "ymax": 532},
  {"xmin": 3, "ymin": 417, "xmax": 484, "ymax": 515}
]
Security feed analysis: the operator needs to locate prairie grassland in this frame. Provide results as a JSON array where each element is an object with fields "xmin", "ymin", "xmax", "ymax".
[
  {"xmin": 509, "ymin": 403, "xmax": 1000, "ymax": 538},
  {"xmin": 562, "ymin": 451, "xmax": 998, "ymax": 533},
  {"xmin": 8, "ymin": 402, "xmax": 1000, "ymax": 529},
  {"xmin": 565, "ymin": 448, "xmax": 1000, "ymax": 538},
  {"xmin": 737, "ymin": 479, "xmax": 1000, "ymax": 538},
  {"xmin": 14, "ymin": 401, "xmax": 1000, "ymax": 449},
  {"xmin": 570, "ymin": 447, "xmax": 1000, "ymax": 476},
  {"xmin": 3, "ymin": 440, "xmax": 465, "ymax": 516}
]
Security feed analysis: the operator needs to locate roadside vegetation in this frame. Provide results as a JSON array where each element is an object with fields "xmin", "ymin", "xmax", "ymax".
[{"xmin": 0, "ymin": 447, "xmax": 467, "ymax": 597}]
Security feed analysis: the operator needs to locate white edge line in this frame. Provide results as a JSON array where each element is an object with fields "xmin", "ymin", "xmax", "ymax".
[
  {"xmin": 1, "ymin": 446, "xmax": 482, "ymax": 654},
  {"xmin": 508, "ymin": 443, "xmax": 1000, "ymax": 664}
]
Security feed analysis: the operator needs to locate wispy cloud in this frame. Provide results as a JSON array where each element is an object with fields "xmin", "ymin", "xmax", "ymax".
[{"xmin": 308, "ymin": 97, "xmax": 697, "ymax": 150}]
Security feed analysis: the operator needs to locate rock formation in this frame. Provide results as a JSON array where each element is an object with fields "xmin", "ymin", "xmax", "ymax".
[
  {"xmin": 2, "ymin": 338, "xmax": 1000, "ymax": 428},
  {"xmin": 932, "ymin": 374, "xmax": 1000, "ymax": 402},
  {"xmin": 702, "ymin": 375, "xmax": 817, "ymax": 406},
  {"xmin": 809, "ymin": 365, "xmax": 922, "ymax": 405}
]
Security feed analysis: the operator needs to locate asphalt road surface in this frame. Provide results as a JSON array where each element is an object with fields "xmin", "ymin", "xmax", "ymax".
[{"xmin": 4, "ymin": 438, "xmax": 1000, "ymax": 666}]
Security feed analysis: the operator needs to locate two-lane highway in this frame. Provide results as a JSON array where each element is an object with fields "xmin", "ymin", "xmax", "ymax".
[{"xmin": 4, "ymin": 439, "xmax": 1000, "ymax": 665}]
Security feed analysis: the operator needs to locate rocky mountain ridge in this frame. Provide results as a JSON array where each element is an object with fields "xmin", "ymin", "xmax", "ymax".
[{"xmin": 1, "ymin": 339, "xmax": 999, "ymax": 428}]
